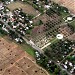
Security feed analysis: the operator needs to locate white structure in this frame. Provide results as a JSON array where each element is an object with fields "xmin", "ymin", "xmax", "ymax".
[
  {"xmin": 29, "ymin": 40, "xmax": 35, "ymax": 45},
  {"xmin": 45, "ymin": 5, "xmax": 50, "ymax": 9},
  {"xmin": 56, "ymin": 34, "xmax": 63, "ymax": 39},
  {"xmin": 29, "ymin": 21, "xmax": 33, "ymax": 24},
  {"xmin": 11, "ymin": 0, "xmax": 14, "ymax": 2},
  {"xmin": 67, "ymin": 17, "xmax": 72, "ymax": 21}
]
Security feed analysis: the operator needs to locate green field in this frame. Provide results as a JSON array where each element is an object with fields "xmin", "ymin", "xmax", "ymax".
[
  {"xmin": 70, "ymin": 21, "xmax": 75, "ymax": 28},
  {"xmin": 20, "ymin": 43, "xmax": 35, "ymax": 57},
  {"xmin": 50, "ymin": 38, "xmax": 59, "ymax": 44},
  {"xmin": 69, "ymin": 20, "xmax": 75, "ymax": 32},
  {"xmin": 60, "ymin": 11, "xmax": 70, "ymax": 18}
]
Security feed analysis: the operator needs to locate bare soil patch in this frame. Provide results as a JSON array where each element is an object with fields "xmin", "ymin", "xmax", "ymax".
[
  {"xmin": 7, "ymin": 1, "xmax": 40, "ymax": 16},
  {"xmin": 0, "ymin": 37, "xmax": 48, "ymax": 75}
]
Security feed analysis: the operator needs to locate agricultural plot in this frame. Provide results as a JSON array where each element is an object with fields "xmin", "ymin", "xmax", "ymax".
[
  {"xmin": 7, "ymin": 1, "xmax": 40, "ymax": 16},
  {"xmin": 31, "ymin": 12, "xmax": 61, "ymax": 49},
  {"xmin": 68, "ymin": 33, "xmax": 75, "ymax": 41},
  {"xmin": 0, "ymin": 37, "xmax": 48, "ymax": 75},
  {"xmin": 58, "ymin": 25, "xmax": 73, "ymax": 38}
]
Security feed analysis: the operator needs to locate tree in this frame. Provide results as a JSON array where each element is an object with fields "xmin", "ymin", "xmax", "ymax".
[
  {"xmin": 60, "ymin": 70, "xmax": 68, "ymax": 75},
  {"xmin": 53, "ymin": 67, "xmax": 60, "ymax": 75}
]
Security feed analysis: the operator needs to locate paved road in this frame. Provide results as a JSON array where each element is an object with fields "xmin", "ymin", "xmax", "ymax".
[
  {"xmin": 0, "ymin": 19, "xmax": 44, "ymax": 54},
  {"xmin": 0, "ymin": 12, "xmax": 74, "ymax": 75},
  {"xmin": 56, "ymin": 62, "xmax": 72, "ymax": 75}
]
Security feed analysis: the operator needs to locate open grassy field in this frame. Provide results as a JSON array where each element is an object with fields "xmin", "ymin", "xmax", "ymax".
[
  {"xmin": 7, "ymin": 1, "xmax": 40, "ymax": 16},
  {"xmin": 70, "ymin": 20, "xmax": 75, "ymax": 29}
]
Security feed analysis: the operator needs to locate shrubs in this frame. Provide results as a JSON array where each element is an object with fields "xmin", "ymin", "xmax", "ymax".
[
  {"xmin": 35, "ymin": 51, "xmax": 68, "ymax": 75},
  {"xmin": 45, "ymin": 40, "xmax": 75, "ymax": 62}
]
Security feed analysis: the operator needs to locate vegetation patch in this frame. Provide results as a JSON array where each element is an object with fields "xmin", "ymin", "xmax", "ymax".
[
  {"xmin": 20, "ymin": 43, "xmax": 35, "ymax": 57},
  {"xmin": 45, "ymin": 40, "xmax": 75, "ymax": 62}
]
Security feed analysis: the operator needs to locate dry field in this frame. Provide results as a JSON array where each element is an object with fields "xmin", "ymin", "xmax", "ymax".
[
  {"xmin": 0, "ymin": 37, "xmax": 48, "ymax": 75},
  {"xmin": 7, "ymin": 1, "xmax": 40, "ymax": 16}
]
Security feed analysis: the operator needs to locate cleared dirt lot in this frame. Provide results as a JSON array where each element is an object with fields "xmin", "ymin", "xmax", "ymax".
[
  {"xmin": 0, "ymin": 37, "xmax": 48, "ymax": 75},
  {"xmin": 7, "ymin": 1, "xmax": 40, "ymax": 16}
]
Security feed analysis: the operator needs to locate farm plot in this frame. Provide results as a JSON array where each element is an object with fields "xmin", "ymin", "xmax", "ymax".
[
  {"xmin": 31, "ymin": 13, "xmax": 61, "ymax": 49},
  {"xmin": 0, "ymin": 37, "xmax": 48, "ymax": 75},
  {"xmin": 7, "ymin": 1, "xmax": 40, "ymax": 16}
]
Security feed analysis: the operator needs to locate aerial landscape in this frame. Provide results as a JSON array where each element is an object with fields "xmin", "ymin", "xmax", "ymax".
[{"xmin": 0, "ymin": 0, "xmax": 75, "ymax": 75}]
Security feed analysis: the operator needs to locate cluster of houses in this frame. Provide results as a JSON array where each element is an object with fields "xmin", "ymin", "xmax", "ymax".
[
  {"xmin": 0, "ymin": 2, "xmax": 33, "ymax": 43},
  {"xmin": 33, "ymin": 0, "xmax": 51, "ymax": 9},
  {"xmin": 12, "ymin": 8, "xmax": 33, "ymax": 35},
  {"xmin": 62, "ymin": 53, "xmax": 75, "ymax": 74},
  {"xmin": 0, "ymin": 3, "xmax": 10, "ymax": 33},
  {"xmin": 35, "ymin": 51, "xmax": 41, "ymax": 61},
  {"xmin": 2, "ymin": 0, "xmax": 14, "ymax": 4}
]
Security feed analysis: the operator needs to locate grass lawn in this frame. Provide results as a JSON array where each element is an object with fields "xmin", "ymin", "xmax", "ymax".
[
  {"xmin": 50, "ymin": 37, "xmax": 59, "ymax": 45},
  {"xmin": 69, "ymin": 20, "xmax": 75, "ymax": 32},
  {"xmin": 20, "ymin": 43, "xmax": 35, "ymax": 57},
  {"xmin": 60, "ymin": 11, "xmax": 70, "ymax": 18},
  {"xmin": 43, "ymin": 37, "xmax": 59, "ymax": 51},
  {"xmin": 70, "ymin": 20, "xmax": 75, "ymax": 27}
]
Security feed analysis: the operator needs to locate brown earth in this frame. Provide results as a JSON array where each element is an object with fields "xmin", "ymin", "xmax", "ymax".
[
  {"xmin": 7, "ymin": 1, "xmax": 40, "ymax": 16},
  {"xmin": 0, "ymin": 37, "xmax": 48, "ymax": 75}
]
